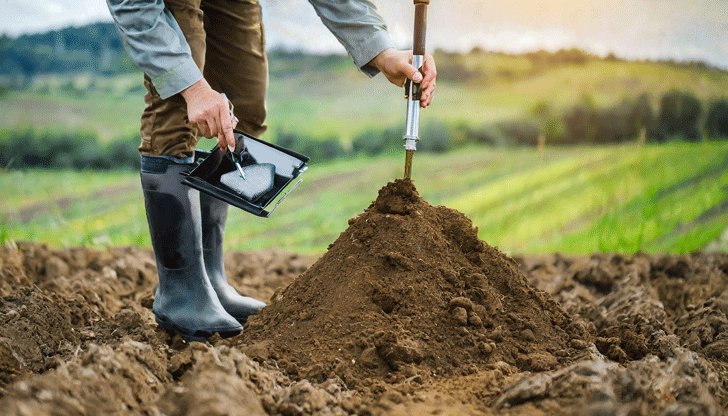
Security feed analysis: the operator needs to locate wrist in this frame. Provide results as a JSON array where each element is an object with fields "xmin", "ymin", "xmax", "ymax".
[
  {"xmin": 181, "ymin": 78, "xmax": 210, "ymax": 101},
  {"xmin": 368, "ymin": 48, "xmax": 395, "ymax": 73}
]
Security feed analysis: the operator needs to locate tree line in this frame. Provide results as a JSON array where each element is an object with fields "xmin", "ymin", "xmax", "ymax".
[
  {"xmin": 0, "ymin": 23, "xmax": 138, "ymax": 85},
  {"xmin": 518, "ymin": 91, "xmax": 728, "ymax": 146},
  {"xmin": 2, "ymin": 92, "xmax": 726, "ymax": 171}
]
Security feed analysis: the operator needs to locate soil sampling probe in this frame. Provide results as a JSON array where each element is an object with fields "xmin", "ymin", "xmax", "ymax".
[{"xmin": 402, "ymin": 0, "xmax": 429, "ymax": 179}]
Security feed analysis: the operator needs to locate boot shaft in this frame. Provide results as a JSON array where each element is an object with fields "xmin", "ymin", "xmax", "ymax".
[
  {"xmin": 140, "ymin": 155, "xmax": 242, "ymax": 338},
  {"xmin": 199, "ymin": 191, "xmax": 228, "ymax": 253},
  {"xmin": 141, "ymin": 156, "xmax": 203, "ymax": 271}
]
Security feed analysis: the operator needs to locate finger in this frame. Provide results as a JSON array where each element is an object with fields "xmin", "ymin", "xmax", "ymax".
[
  {"xmin": 421, "ymin": 91, "xmax": 434, "ymax": 108},
  {"xmin": 198, "ymin": 120, "xmax": 211, "ymax": 138},
  {"xmin": 218, "ymin": 101, "xmax": 235, "ymax": 151},
  {"xmin": 420, "ymin": 54, "xmax": 437, "ymax": 89},
  {"xmin": 213, "ymin": 111, "xmax": 225, "ymax": 152},
  {"xmin": 207, "ymin": 110, "xmax": 219, "ymax": 140},
  {"xmin": 421, "ymin": 81, "xmax": 435, "ymax": 108}
]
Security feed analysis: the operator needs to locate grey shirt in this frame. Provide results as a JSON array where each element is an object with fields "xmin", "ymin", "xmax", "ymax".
[{"xmin": 107, "ymin": 0, "xmax": 395, "ymax": 99}]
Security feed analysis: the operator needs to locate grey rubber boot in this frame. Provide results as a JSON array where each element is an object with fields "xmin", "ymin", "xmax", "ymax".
[
  {"xmin": 200, "ymin": 191, "xmax": 266, "ymax": 324},
  {"xmin": 141, "ymin": 155, "xmax": 242, "ymax": 340}
]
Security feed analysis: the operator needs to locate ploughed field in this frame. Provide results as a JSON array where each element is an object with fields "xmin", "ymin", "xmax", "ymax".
[{"xmin": 1, "ymin": 180, "xmax": 727, "ymax": 415}]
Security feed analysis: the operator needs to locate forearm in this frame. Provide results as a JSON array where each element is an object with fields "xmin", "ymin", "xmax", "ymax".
[
  {"xmin": 307, "ymin": 0, "xmax": 395, "ymax": 77},
  {"xmin": 106, "ymin": 0, "xmax": 202, "ymax": 98}
]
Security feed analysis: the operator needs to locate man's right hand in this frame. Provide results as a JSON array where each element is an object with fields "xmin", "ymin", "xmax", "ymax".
[{"xmin": 181, "ymin": 79, "xmax": 236, "ymax": 152}]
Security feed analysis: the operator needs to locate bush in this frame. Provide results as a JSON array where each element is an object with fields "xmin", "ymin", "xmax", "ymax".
[
  {"xmin": 308, "ymin": 138, "xmax": 347, "ymax": 161},
  {"xmin": 560, "ymin": 94, "xmax": 656, "ymax": 144},
  {"xmin": 276, "ymin": 131, "xmax": 298, "ymax": 150},
  {"xmin": 593, "ymin": 100, "xmax": 637, "ymax": 143},
  {"xmin": 563, "ymin": 95, "xmax": 599, "ymax": 144},
  {"xmin": 495, "ymin": 120, "xmax": 540, "ymax": 145},
  {"xmin": 435, "ymin": 60, "xmax": 481, "ymax": 83},
  {"xmin": 107, "ymin": 136, "xmax": 141, "ymax": 169},
  {"xmin": 418, "ymin": 120, "xmax": 452, "ymax": 153},
  {"xmin": 275, "ymin": 130, "xmax": 347, "ymax": 162},
  {"xmin": 542, "ymin": 116, "xmax": 566, "ymax": 144},
  {"xmin": 630, "ymin": 93, "xmax": 655, "ymax": 138},
  {"xmin": 74, "ymin": 140, "xmax": 108, "ymax": 169},
  {"xmin": 704, "ymin": 100, "xmax": 728, "ymax": 139},
  {"xmin": 465, "ymin": 124, "xmax": 502, "ymax": 146},
  {"xmin": 352, "ymin": 127, "xmax": 400, "ymax": 156},
  {"xmin": 352, "ymin": 129, "xmax": 386, "ymax": 156},
  {"xmin": 0, "ymin": 129, "xmax": 140, "ymax": 170},
  {"xmin": 656, "ymin": 91, "xmax": 703, "ymax": 142}
]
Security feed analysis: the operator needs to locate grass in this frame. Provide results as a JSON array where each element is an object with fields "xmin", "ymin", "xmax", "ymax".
[
  {"xmin": 459, "ymin": 142, "xmax": 728, "ymax": 253},
  {"xmin": 1, "ymin": 142, "xmax": 726, "ymax": 255}
]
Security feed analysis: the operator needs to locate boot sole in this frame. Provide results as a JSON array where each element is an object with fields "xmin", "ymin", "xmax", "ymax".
[{"xmin": 155, "ymin": 315, "xmax": 242, "ymax": 342}]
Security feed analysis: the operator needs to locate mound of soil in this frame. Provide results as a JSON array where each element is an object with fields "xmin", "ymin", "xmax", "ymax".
[{"xmin": 242, "ymin": 179, "xmax": 588, "ymax": 385}]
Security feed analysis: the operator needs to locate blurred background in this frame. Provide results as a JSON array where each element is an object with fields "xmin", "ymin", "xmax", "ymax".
[{"xmin": 1, "ymin": 0, "xmax": 727, "ymax": 254}]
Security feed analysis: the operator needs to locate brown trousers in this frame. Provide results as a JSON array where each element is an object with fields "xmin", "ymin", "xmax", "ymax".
[{"xmin": 139, "ymin": 0, "xmax": 268, "ymax": 158}]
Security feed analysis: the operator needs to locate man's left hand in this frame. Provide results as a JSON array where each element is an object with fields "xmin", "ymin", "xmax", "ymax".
[{"xmin": 368, "ymin": 48, "xmax": 437, "ymax": 108}]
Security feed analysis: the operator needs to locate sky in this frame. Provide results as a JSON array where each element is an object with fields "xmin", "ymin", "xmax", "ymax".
[{"xmin": 1, "ymin": 0, "xmax": 727, "ymax": 69}]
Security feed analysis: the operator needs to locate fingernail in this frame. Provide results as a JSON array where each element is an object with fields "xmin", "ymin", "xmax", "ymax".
[{"xmin": 413, "ymin": 73, "xmax": 423, "ymax": 82}]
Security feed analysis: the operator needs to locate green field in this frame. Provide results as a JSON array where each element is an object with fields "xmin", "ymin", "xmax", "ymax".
[
  {"xmin": 2, "ymin": 142, "xmax": 727, "ymax": 255},
  {"xmin": 2, "ymin": 52, "xmax": 728, "ymax": 254}
]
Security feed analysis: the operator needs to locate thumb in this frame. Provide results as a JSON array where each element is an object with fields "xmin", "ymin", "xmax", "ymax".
[{"xmin": 406, "ymin": 64, "xmax": 423, "ymax": 83}]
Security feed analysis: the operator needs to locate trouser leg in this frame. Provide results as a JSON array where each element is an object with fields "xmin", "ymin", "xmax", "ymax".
[
  {"xmin": 201, "ymin": 0, "xmax": 269, "ymax": 138},
  {"xmin": 138, "ymin": 0, "xmax": 207, "ymax": 158}
]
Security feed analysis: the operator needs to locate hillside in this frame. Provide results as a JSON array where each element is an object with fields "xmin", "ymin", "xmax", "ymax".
[{"xmin": 1, "ymin": 25, "xmax": 727, "ymax": 143}]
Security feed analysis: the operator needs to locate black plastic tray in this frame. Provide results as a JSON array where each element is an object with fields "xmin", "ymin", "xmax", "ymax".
[{"xmin": 181, "ymin": 130, "xmax": 309, "ymax": 217}]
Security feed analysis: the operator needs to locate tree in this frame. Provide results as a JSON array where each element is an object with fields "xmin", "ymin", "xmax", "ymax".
[
  {"xmin": 704, "ymin": 100, "xmax": 728, "ymax": 139},
  {"xmin": 657, "ymin": 91, "xmax": 703, "ymax": 142}
]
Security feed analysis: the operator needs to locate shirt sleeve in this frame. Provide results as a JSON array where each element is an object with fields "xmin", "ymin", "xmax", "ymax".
[
  {"xmin": 106, "ymin": 0, "xmax": 203, "ymax": 99},
  {"xmin": 307, "ymin": 0, "xmax": 395, "ymax": 77}
]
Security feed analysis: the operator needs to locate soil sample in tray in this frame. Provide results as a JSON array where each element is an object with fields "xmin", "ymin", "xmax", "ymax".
[{"xmin": 242, "ymin": 179, "xmax": 589, "ymax": 386}]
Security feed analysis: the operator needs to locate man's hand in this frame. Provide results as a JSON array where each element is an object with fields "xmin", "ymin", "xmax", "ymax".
[
  {"xmin": 368, "ymin": 48, "xmax": 437, "ymax": 108},
  {"xmin": 181, "ymin": 78, "xmax": 237, "ymax": 152}
]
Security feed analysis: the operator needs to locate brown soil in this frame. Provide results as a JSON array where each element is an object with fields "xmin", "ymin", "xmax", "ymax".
[
  {"xmin": 240, "ymin": 179, "xmax": 588, "ymax": 386},
  {"xmin": 0, "ymin": 179, "xmax": 726, "ymax": 415}
]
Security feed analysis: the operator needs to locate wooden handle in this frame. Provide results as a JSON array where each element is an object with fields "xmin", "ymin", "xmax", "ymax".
[{"xmin": 413, "ymin": 3, "xmax": 427, "ymax": 56}]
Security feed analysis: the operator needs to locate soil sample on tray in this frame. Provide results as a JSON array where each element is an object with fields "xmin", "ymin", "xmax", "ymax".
[{"xmin": 242, "ymin": 179, "xmax": 588, "ymax": 386}]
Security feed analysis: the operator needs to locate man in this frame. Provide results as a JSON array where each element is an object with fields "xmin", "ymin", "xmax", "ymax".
[{"xmin": 107, "ymin": 0, "xmax": 437, "ymax": 340}]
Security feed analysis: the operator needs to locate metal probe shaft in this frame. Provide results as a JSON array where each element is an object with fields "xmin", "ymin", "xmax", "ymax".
[
  {"xmin": 403, "ymin": 54, "xmax": 422, "ymax": 180},
  {"xmin": 402, "ymin": 1, "xmax": 427, "ymax": 179},
  {"xmin": 404, "ymin": 150, "xmax": 414, "ymax": 179}
]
